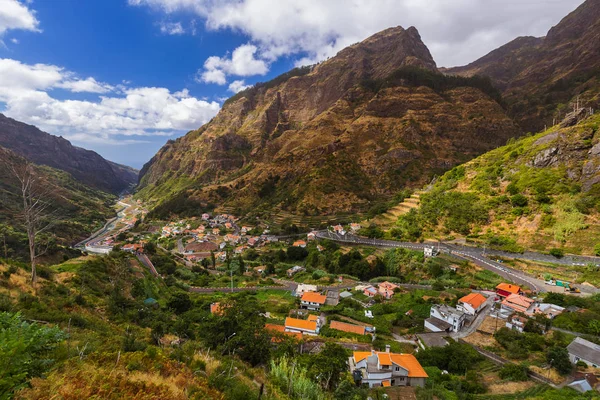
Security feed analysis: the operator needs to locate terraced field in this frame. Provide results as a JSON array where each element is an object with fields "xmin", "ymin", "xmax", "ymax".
[{"xmin": 368, "ymin": 191, "xmax": 423, "ymax": 228}]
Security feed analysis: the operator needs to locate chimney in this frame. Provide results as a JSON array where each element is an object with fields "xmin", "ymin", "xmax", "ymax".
[{"xmin": 385, "ymin": 344, "xmax": 390, "ymax": 353}]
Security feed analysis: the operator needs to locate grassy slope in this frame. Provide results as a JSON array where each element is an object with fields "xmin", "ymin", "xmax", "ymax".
[
  {"xmin": 0, "ymin": 147, "xmax": 116, "ymax": 260},
  {"xmin": 392, "ymin": 114, "xmax": 600, "ymax": 255}
]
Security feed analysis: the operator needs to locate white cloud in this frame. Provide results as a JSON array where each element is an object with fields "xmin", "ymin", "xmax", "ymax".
[
  {"xmin": 159, "ymin": 21, "xmax": 184, "ymax": 35},
  {"xmin": 0, "ymin": 0, "xmax": 39, "ymax": 37},
  {"xmin": 10, "ymin": 38, "xmax": 18, "ymax": 44},
  {"xmin": 56, "ymin": 77, "xmax": 114, "ymax": 94},
  {"xmin": 0, "ymin": 58, "xmax": 221, "ymax": 144},
  {"xmin": 197, "ymin": 43, "xmax": 268, "ymax": 85},
  {"xmin": 228, "ymin": 79, "xmax": 250, "ymax": 93},
  {"xmin": 130, "ymin": 0, "xmax": 584, "ymax": 68}
]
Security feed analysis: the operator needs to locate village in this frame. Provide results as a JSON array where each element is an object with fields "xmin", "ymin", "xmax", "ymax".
[{"xmin": 78, "ymin": 205, "xmax": 600, "ymax": 396}]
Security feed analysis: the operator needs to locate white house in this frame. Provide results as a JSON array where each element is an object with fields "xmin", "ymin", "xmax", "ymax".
[
  {"xmin": 425, "ymin": 305, "xmax": 466, "ymax": 333},
  {"xmin": 300, "ymin": 292, "xmax": 327, "ymax": 311},
  {"xmin": 457, "ymin": 293, "xmax": 487, "ymax": 316},
  {"xmin": 423, "ymin": 246, "xmax": 438, "ymax": 258},
  {"xmin": 285, "ymin": 316, "xmax": 320, "ymax": 336},
  {"xmin": 505, "ymin": 314, "xmax": 528, "ymax": 333},
  {"xmin": 567, "ymin": 337, "xmax": 600, "ymax": 368},
  {"xmin": 295, "ymin": 283, "xmax": 318, "ymax": 297},
  {"xmin": 349, "ymin": 348, "xmax": 428, "ymax": 388}
]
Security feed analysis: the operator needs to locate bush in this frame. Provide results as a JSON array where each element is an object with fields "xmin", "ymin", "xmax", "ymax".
[
  {"xmin": 549, "ymin": 248, "xmax": 564, "ymax": 258},
  {"xmin": 510, "ymin": 194, "xmax": 528, "ymax": 207},
  {"xmin": 499, "ymin": 364, "xmax": 529, "ymax": 381}
]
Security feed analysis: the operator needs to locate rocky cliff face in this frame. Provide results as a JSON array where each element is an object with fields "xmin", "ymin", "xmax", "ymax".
[
  {"xmin": 0, "ymin": 114, "xmax": 138, "ymax": 194},
  {"xmin": 446, "ymin": 0, "xmax": 600, "ymax": 133},
  {"xmin": 138, "ymin": 26, "xmax": 519, "ymax": 220}
]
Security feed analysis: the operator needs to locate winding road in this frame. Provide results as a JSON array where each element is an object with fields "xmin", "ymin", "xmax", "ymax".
[{"xmin": 316, "ymin": 231, "xmax": 599, "ymax": 294}]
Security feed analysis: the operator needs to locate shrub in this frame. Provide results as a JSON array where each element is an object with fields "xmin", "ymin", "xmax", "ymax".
[
  {"xmin": 499, "ymin": 364, "xmax": 529, "ymax": 381},
  {"xmin": 510, "ymin": 194, "xmax": 528, "ymax": 207},
  {"xmin": 549, "ymin": 248, "xmax": 564, "ymax": 258}
]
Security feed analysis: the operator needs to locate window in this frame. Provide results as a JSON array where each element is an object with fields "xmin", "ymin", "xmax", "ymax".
[{"xmin": 395, "ymin": 367, "xmax": 400, "ymax": 371}]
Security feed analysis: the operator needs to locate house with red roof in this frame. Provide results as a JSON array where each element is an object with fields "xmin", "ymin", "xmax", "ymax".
[
  {"xmin": 349, "ymin": 348, "xmax": 428, "ymax": 388},
  {"xmin": 501, "ymin": 294, "xmax": 535, "ymax": 314},
  {"xmin": 457, "ymin": 292, "xmax": 487, "ymax": 315},
  {"xmin": 378, "ymin": 281, "xmax": 400, "ymax": 299},
  {"xmin": 496, "ymin": 283, "xmax": 522, "ymax": 298}
]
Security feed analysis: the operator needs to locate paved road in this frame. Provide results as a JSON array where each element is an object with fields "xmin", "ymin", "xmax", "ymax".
[{"xmin": 316, "ymin": 231, "xmax": 599, "ymax": 294}]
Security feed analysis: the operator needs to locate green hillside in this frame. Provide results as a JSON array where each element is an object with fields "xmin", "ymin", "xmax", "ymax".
[
  {"xmin": 389, "ymin": 113, "xmax": 600, "ymax": 255},
  {"xmin": 0, "ymin": 147, "xmax": 116, "ymax": 262}
]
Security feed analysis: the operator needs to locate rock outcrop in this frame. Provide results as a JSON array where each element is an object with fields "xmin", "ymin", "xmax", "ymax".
[{"xmin": 446, "ymin": 0, "xmax": 600, "ymax": 133}]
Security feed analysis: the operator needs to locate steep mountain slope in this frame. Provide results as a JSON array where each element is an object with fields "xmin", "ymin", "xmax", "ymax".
[
  {"xmin": 138, "ymin": 26, "xmax": 519, "ymax": 221},
  {"xmin": 0, "ymin": 114, "xmax": 138, "ymax": 194},
  {"xmin": 0, "ymin": 146, "xmax": 115, "ymax": 258},
  {"xmin": 398, "ymin": 113, "xmax": 600, "ymax": 255},
  {"xmin": 446, "ymin": 0, "xmax": 600, "ymax": 133}
]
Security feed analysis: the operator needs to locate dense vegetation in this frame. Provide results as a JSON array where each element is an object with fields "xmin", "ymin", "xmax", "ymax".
[
  {"xmin": 361, "ymin": 66, "xmax": 504, "ymax": 105},
  {"xmin": 389, "ymin": 114, "xmax": 600, "ymax": 255}
]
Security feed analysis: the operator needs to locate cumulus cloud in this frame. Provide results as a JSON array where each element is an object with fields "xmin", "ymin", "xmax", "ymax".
[
  {"xmin": 197, "ymin": 43, "xmax": 268, "ymax": 84},
  {"xmin": 130, "ymin": 0, "xmax": 583, "ymax": 68},
  {"xmin": 159, "ymin": 21, "xmax": 184, "ymax": 35},
  {"xmin": 228, "ymin": 79, "xmax": 250, "ymax": 93},
  {"xmin": 0, "ymin": 58, "xmax": 221, "ymax": 144},
  {"xmin": 0, "ymin": 0, "xmax": 40, "ymax": 36}
]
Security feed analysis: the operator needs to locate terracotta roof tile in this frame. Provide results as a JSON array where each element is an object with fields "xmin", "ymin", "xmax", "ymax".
[
  {"xmin": 496, "ymin": 283, "xmax": 521, "ymax": 294},
  {"xmin": 459, "ymin": 293, "xmax": 487, "ymax": 309},
  {"xmin": 301, "ymin": 292, "xmax": 327, "ymax": 304},
  {"xmin": 330, "ymin": 321, "xmax": 366, "ymax": 335},
  {"xmin": 285, "ymin": 317, "xmax": 317, "ymax": 332}
]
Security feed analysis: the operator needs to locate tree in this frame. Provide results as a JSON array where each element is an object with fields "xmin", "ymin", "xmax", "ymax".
[
  {"xmin": 547, "ymin": 346, "xmax": 572, "ymax": 375},
  {"xmin": 307, "ymin": 343, "xmax": 349, "ymax": 390},
  {"xmin": 167, "ymin": 292, "xmax": 192, "ymax": 314},
  {"xmin": 201, "ymin": 296, "xmax": 270, "ymax": 366},
  {"xmin": 210, "ymin": 250, "xmax": 216, "ymax": 268},
  {"xmin": 10, "ymin": 162, "xmax": 56, "ymax": 286}
]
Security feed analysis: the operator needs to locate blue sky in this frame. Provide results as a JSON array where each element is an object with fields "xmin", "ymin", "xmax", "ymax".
[{"xmin": 0, "ymin": 0, "xmax": 584, "ymax": 169}]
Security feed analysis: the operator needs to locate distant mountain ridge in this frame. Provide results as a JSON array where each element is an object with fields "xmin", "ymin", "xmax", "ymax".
[
  {"xmin": 137, "ymin": 26, "xmax": 519, "ymax": 221},
  {"xmin": 446, "ymin": 0, "xmax": 600, "ymax": 133},
  {"xmin": 0, "ymin": 113, "xmax": 138, "ymax": 194}
]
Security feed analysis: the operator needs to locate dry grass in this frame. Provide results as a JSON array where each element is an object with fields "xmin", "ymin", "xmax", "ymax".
[
  {"xmin": 477, "ymin": 316, "xmax": 502, "ymax": 335},
  {"xmin": 487, "ymin": 381, "xmax": 536, "ymax": 394},
  {"xmin": 463, "ymin": 331, "xmax": 497, "ymax": 348},
  {"xmin": 17, "ymin": 354, "xmax": 223, "ymax": 400},
  {"xmin": 529, "ymin": 365, "xmax": 564, "ymax": 384}
]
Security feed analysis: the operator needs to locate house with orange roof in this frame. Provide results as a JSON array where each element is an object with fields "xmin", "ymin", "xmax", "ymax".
[
  {"xmin": 293, "ymin": 240, "xmax": 307, "ymax": 248},
  {"xmin": 457, "ymin": 292, "xmax": 487, "ymax": 315},
  {"xmin": 265, "ymin": 323, "xmax": 303, "ymax": 341},
  {"xmin": 210, "ymin": 302, "xmax": 224, "ymax": 315},
  {"xmin": 501, "ymin": 294, "xmax": 535, "ymax": 314},
  {"xmin": 330, "ymin": 320, "xmax": 367, "ymax": 335},
  {"xmin": 300, "ymin": 292, "xmax": 327, "ymax": 311},
  {"xmin": 349, "ymin": 348, "xmax": 428, "ymax": 388},
  {"xmin": 496, "ymin": 283, "xmax": 522, "ymax": 298},
  {"xmin": 378, "ymin": 281, "xmax": 400, "ymax": 299},
  {"xmin": 284, "ymin": 317, "xmax": 320, "ymax": 336},
  {"xmin": 332, "ymin": 224, "xmax": 346, "ymax": 235}
]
